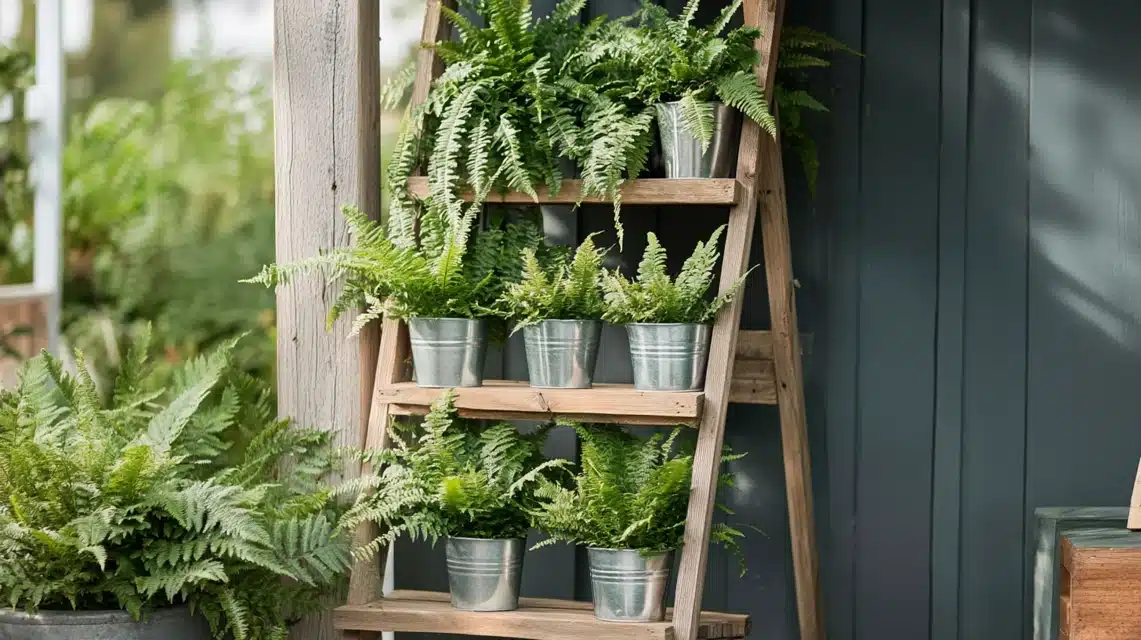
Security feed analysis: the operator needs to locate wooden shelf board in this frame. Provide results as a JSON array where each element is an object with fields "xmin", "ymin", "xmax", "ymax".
[
  {"xmin": 334, "ymin": 590, "xmax": 749, "ymax": 640},
  {"xmin": 406, "ymin": 178, "xmax": 743, "ymax": 206},
  {"xmin": 380, "ymin": 380, "xmax": 704, "ymax": 426}
]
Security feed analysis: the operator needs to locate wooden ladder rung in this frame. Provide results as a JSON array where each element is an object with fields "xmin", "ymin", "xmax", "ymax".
[
  {"xmin": 406, "ymin": 177, "xmax": 744, "ymax": 206},
  {"xmin": 333, "ymin": 591, "xmax": 749, "ymax": 640},
  {"xmin": 375, "ymin": 329, "xmax": 784, "ymax": 423},
  {"xmin": 380, "ymin": 380, "xmax": 704, "ymax": 426}
]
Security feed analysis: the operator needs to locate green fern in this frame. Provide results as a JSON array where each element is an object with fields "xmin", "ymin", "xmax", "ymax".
[
  {"xmin": 0, "ymin": 336, "xmax": 348, "ymax": 639},
  {"xmin": 776, "ymin": 26, "xmax": 859, "ymax": 193},
  {"xmin": 245, "ymin": 205, "xmax": 545, "ymax": 340},
  {"xmin": 529, "ymin": 423, "xmax": 748, "ymax": 570},
  {"xmin": 340, "ymin": 392, "xmax": 566, "ymax": 559},
  {"xmin": 494, "ymin": 233, "xmax": 607, "ymax": 330},
  {"xmin": 602, "ymin": 225, "xmax": 749, "ymax": 324}
]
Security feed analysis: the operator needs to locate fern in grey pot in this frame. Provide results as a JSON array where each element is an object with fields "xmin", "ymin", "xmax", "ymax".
[
  {"xmin": 339, "ymin": 392, "xmax": 566, "ymax": 610},
  {"xmin": 602, "ymin": 225, "xmax": 748, "ymax": 391},
  {"xmin": 0, "ymin": 332, "xmax": 349, "ymax": 640}
]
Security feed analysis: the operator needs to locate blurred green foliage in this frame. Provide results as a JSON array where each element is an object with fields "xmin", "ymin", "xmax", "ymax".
[
  {"xmin": 59, "ymin": 57, "xmax": 277, "ymax": 391},
  {"xmin": 0, "ymin": 45, "xmax": 34, "ymax": 286}
]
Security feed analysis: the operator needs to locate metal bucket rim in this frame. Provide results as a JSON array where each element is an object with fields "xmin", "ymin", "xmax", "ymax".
[
  {"xmin": 587, "ymin": 546, "xmax": 678, "ymax": 554},
  {"xmin": 448, "ymin": 536, "xmax": 526, "ymax": 542},
  {"xmin": 626, "ymin": 322, "xmax": 711, "ymax": 328},
  {"xmin": 409, "ymin": 316, "xmax": 488, "ymax": 324},
  {"xmin": 659, "ymin": 99, "xmax": 728, "ymax": 109},
  {"xmin": 0, "ymin": 605, "xmax": 192, "ymax": 626},
  {"xmin": 531, "ymin": 318, "xmax": 603, "ymax": 326}
]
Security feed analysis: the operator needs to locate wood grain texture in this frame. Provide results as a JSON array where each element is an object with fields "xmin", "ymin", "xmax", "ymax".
[
  {"xmin": 377, "ymin": 380, "xmax": 704, "ymax": 425},
  {"xmin": 1061, "ymin": 532, "xmax": 1141, "ymax": 639},
  {"xmin": 671, "ymin": 1, "xmax": 822, "ymax": 639},
  {"xmin": 406, "ymin": 178, "xmax": 743, "ymax": 205},
  {"xmin": 273, "ymin": 1, "xmax": 379, "ymax": 638},
  {"xmin": 333, "ymin": 591, "xmax": 749, "ymax": 640},
  {"xmin": 1128, "ymin": 458, "xmax": 1141, "ymax": 530}
]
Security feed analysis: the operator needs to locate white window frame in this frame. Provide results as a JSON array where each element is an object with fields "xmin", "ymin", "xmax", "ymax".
[{"xmin": 0, "ymin": 0, "xmax": 63, "ymax": 354}]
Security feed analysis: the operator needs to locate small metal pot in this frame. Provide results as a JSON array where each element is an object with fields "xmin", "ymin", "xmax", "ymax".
[
  {"xmin": 655, "ymin": 101, "xmax": 741, "ymax": 178},
  {"xmin": 408, "ymin": 317, "xmax": 488, "ymax": 388},
  {"xmin": 0, "ymin": 605, "xmax": 211, "ymax": 640},
  {"xmin": 626, "ymin": 323, "xmax": 712, "ymax": 391},
  {"xmin": 523, "ymin": 319, "xmax": 602, "ymax": 388},
  {"xmin": 587, "ymin": 548, "xmax": 676, "ymax": 622},
  {"xmin": 445, "ymin": 537, "xmax": 525, "ymax": 612}
]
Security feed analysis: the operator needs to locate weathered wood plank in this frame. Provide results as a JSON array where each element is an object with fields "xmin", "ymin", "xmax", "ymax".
[
  {"xmin": 333, "ymin": 591, "xmax": 749, "ymax": 640},
  {"xmin": 273, "ymin": 1, "xmax": 379, "ymax": 638},
  {"xmin": 377, "ymin": 380, "xmax": 704, "ymax": 426},
  {"xmin": 406, "ymin": 178, "xmax": 743, "ymax": 205}
]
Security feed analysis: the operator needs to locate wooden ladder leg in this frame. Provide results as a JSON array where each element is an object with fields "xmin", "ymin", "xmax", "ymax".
[
  {"xmin": 758, "ymin": 127, "xmax": 823, "ymax": 640},
  {"xmin": 344, "ymin": 319, "xmax": 410, "ymax": 640},
  {"xmin": 343, "ymin": 0, "xmax": 454, "ymax": 636},
  {"xmin": 675, "ymin": 1, "xmax": 825, "ymax": 639}
]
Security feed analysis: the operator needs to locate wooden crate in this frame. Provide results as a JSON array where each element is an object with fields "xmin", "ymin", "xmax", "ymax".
[{"xmin": 1060, "ymin": 527, "xmax": 1141, "ymax": 639}]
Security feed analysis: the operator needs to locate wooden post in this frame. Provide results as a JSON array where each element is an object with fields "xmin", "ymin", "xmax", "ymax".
[{"xmin": 273, "ymin": 1, "xmax": 380, "ymax": 638}]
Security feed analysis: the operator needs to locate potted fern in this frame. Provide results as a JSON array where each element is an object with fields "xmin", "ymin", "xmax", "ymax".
[
  {"xmin": 497, "ymin": 235, "xmax": 608, "ymax": 388},
  {"xmin": 0, "ymin": 333, "xmax": 349, "ymax": 640},
  {"xmin": 608, "ymin": 0, "xmax": 778, "ymax": 178},
  {"xmin": 246, "ymin": 206, "xmax": 543, "ymax": 388},
  {"xmin": 530, "ymin": 424, "xmax": 745, "ymax": 622},
  {"xmin": 602, "ymin": 226, "xmax": 747, "ymax": 391},
  {"xmin": 340, "ymin": 392, "xmax": 565, "ymax": 612}
]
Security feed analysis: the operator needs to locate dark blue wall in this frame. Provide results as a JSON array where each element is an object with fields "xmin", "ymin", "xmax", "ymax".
[{"xmin": 393, "ymin": 1, "xmax": 1141, "ymax": 638}]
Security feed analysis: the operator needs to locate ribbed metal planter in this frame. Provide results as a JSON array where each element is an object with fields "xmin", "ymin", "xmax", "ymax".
[
  {"xmin": 523, "ymin": 319, "xmax": 602, "ymax": 388},
  {"xmin": 0, "ymin": 606, "xmax": 210, "ymax": 640},
  {"xmin": 408, "ymin": 317, "xmax": 488, "ymax": 388},
  {"xmin": 626, "ymin": 323, "xmax": 712, "ymax": 391},
  {"xmin": 587, "ymin": 548, "xmax": 676, "ymax": 622},
  {"xmin": 655, "ymin": 101, "xmax": 741, "ymax": 178},
  {"xmin": 445, "ymin": 537, "xmax": 525, "ymax": 612}
]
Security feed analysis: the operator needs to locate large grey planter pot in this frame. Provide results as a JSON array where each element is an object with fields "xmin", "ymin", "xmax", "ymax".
[
  {"xmin": 587, "ymin": 548, "xmax": 675, "ymax": 622},
  {"xmin": 626, "ymin": 323, "xmax": 712, "ymax": 392},
  {"xmin": 523, "ymin": 319, "xmax": 602, "ymax": 389},
  {"xmin": 445, "ymin": 537, "xmax": 525, "ymax": 612},
  {"xmin": 655, "ymin": 101, "xmax": 741, "ymax": 178},
  {"xmin": 0, "ymin": 606, "xmax": 210, "ymax": 640},
  {"xmin": 408, "ymin": 317, "xmax": 488, "ymax": 388}
]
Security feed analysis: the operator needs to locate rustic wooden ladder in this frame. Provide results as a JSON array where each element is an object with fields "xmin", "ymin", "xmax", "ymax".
[{"xmin": 335, "ymin": 0, "xmax": 822, "ymax": 638}]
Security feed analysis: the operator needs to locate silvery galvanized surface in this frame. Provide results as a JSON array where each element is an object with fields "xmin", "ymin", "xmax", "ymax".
[
  {"xmin": 523, "ymin": 319, "xmax": 602, "ymax": 388},
  {"xmin": 627, "ymin": 323, "xmax": 712, "ymax": 391},
  {"xmin": 587, "ymin": 548, "xmax": 675, "ymax": 622},
  {"xmin": 445, "ymin": 537, "xmax": 525, "ymax": 612},
  {"xmin": 408, "ymin": 317, "xmax": 488, "ymax": 388},
  {"xmin": 655, "ymin": 101, "xmax": 741, "ymax": 178},
  {"xmin": 0, "ymin": 606, "xmax": 210, "ymax": 640}
]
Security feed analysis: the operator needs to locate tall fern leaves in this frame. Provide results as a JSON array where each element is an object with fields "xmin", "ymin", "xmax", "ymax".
[{"xmin": 604, "ymin": 225, "xmax": 747, "ymax": 324}]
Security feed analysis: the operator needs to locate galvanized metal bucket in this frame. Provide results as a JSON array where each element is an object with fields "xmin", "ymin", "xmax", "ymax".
[
  {"xmin": 626, "ymin": 323, "xmax": 712, "ymax": 391},
  {"xmin": 445, "ymin": 537, "xmax": 525, "ymax": 612},
  {"xmin": 588, "ymin": 548, "xmax": 676, "ymax": 622},
  {"xmin": 523, "ymin": 319, "xmax": 602, "ymax": 388},
  {"xmin": 408, "ymin": 317, "xmax": 488, "ymax": 388},
  {"xmin": 655, "ymin": 101, "xmax": 741, "ymax": 178},
  {"xmin": 0, "ymin": 606, "xmax": 211, "ymax": 640}
]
